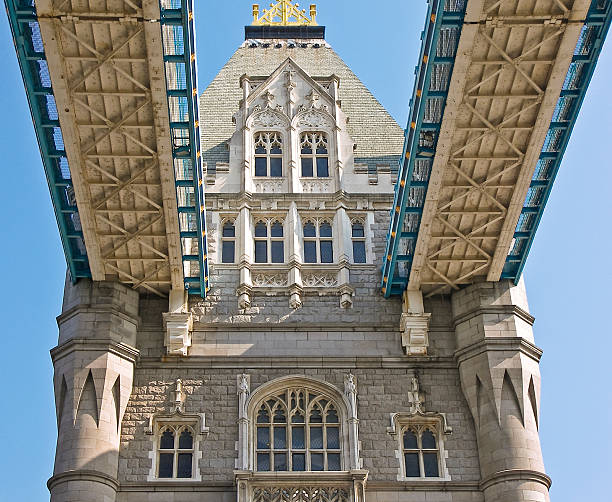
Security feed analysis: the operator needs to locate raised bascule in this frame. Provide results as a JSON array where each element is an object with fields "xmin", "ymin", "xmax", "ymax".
[{"xmin": 5, "ymin": 1, "xmax": 610, "ymax": 502}]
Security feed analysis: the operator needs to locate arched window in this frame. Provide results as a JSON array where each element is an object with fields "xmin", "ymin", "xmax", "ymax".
[
  {"xmin": 157, "ymin": 426, "xmax": 195, "ymax": 479},
  {"xmin": 254, "ymin": 132, "xmax": 283, "ymax": 177},
  {"xmin": 254, "ymin": 219, "xmax": 284, "ymax": 263},
  {"xmin": 254, "ymin": 388, "xmax": 342, "ymax": 472},
  {"xmin": 351, "ymin": 221, "xmax": 366, "ymax": 263},
  {"xmin": 300, "ymin": 132, "xmax": 329, "ymax": 178},
  {"xmin": 221, "ymin": 220, "xmax": 236, "ymax": 264},
  {"xmin": 402, "ymin": 426, "xmax": 440, "ymax": 478},
  {"xmin": 303, "ymin": 219, "xmax": 333, "ymax": 263}
]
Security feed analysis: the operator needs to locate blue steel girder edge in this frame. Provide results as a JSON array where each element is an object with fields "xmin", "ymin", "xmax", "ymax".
[
  {"xmin": 501, "ymin": 0, "xmax": 612, "ymax": 283},
  {"xmin": 381, "ymin": 0, "xmax": 466, "ymax": 298},
  {"xmin": 4, "ymin": 0, "xmax": 91, "ymax": 281},
  {"xmin": 160, "ymin": 0, "xmax": 209, "ymax": 298}
]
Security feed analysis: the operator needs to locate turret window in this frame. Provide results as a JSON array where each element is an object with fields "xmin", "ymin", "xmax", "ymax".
[
  {"xmin": 254, "ymin": 132, "xmax": 283, "ymax": 177},
  {"xmin": 402, "ymin": 426, "xmax": 440, "ymax": 478},
  {"xmin": 157, "ymin": 426, "xmax": 195, "ymax": 479},
  {"xmin": 255, "ymin": 219, "xmax": 284, "ymax": 263},
  {"xmin": 221, "ymin": 220, "xmax": 236, "ymax": 264},
  {"xmin": 303, "ymin": 219, "xmax": 333, "ymax": 263},
  {"xmin": 351, "ymin": 221, "xmax": 366, "ymax": 263},
  {"xmin": 300, "ymin": 132, "xmax": 329, "ymax": 178}
]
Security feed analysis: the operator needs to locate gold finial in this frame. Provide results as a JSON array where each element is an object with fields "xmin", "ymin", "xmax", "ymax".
[{"xmin": 252, "ymin": 0, "xmax": 318, "ymax": 26}]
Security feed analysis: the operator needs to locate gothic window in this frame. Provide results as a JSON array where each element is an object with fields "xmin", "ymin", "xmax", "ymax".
[
  {"xmin": 300, "ymin": 132, "xmax": 329, "ymax": 178},
  {"xmin": 255, "ymin": 219, "xmax": 284, "ymax": 263},
  {"xmin": 254, "ymin": 132, "xmax": 283, "ymax": 177},
  {"xmin": 351, "ymin": 221, "xmax": 366, "ymax": 264},
  {"xmin": 221, "ymin": 220, "xmax": 236, "ymax": 264},
  {"xmin": 303, "ymin": 219, "xmax": 333, "ymax": 264},
  {"xmin": 401, "ymin": 426, "xmax": 440, "ymax": 478},
  {"xmin": 255, "ymin": 388, "xmax": 342, "ymax": 472},
  {"xmin": 157, "ymin": 426, "xmax": 195, "ymax": 479}
]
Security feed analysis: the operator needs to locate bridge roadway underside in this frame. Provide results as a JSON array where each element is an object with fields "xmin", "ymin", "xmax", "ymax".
[
  {"xmin": 36, "ymin": 0, "xmax": 184, "ymax": 297},
  {"xmin": 406, "ymin": 0, "xmax": 590, "ymax": 296}
]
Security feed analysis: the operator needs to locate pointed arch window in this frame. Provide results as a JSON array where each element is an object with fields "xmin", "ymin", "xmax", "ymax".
[
  {"xmin": 157, "ymin": 426, "xmax": 195, "ymax": 479},
  {"xmin": 300, "ymin": 132, "xmax": 329, "ymax": 178},
  {"xmin": 254, "ymin": 132, "xmax": 283, "ymax": 177},
  {"xmin": 255, "ymin": 388, "xmax": 342, "ymax": 472}
]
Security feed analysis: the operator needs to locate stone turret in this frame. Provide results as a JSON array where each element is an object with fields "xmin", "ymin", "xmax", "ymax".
[
  {"xmin": 48, "ymin": 277, "xmax": 139, "ymax": 502},
  {"xmin": 452, "ymin": 278, "xmax": 550, "ymax": 502}
]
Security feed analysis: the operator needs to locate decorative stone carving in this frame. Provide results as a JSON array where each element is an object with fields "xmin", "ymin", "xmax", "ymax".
[
  {"xmin": 252, "ymin": 273, "xmax": 288, "ymax": 287},
  {"xmin": 339, "ymin": 285, "xmax": 354, "ymax": 309},
  {"xmin": 252, "ymin": 109, "xmax": 286, "ymax": 128},
  {"xmin": 173, "ymin": 378, "xmax": 185, "ymax": 412},
  {"xmin": 344, "ymin": 373, "xmax": 362, "ymax": 469},
  {"xmin": 302, "ymin": 273, "xmax": 338, "ymax": 288},
  {"xmin": 301, "ymin": 179, "xmax": 331, "ymax": 193},
  {"xmin": 252, "ymin": 487, "xmax": 349, "ymax": 502},
  {"xmin": 407, "ymin": 371, "xmax": 425, "ymax": 414},
  {"xmin": 296, "ymin": 109, "xmax": 332, "ymax": 128},
  {"xmin": 236, "ymin": 373, "xmax": 250, "ymax": 470},
  {"xmin": 162, "ymin": 312, "xmax": 193, "ymax": 356},
  {"xmin": 254, "ymin": 179, "xmax": 284, "ymax": 193},
  {"xmin": 400, "ymin": 312, "xmax": 432, "ymax": 355}
]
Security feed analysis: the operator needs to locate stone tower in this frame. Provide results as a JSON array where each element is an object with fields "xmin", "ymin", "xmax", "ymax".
[{"xmin": 49, "ymin": 3, "xmax": 551, "ymax": 502}]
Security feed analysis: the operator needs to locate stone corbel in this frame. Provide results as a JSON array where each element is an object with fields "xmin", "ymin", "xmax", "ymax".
[
  {"xmin": 340, "ymin": 285, "xmax": 354, "ymax": 309},
  {"xmin": 400, "ymin": 312, "xmax": 431, "ymax": 355},
  {"xmin": 162, "ymin": 312, "xmax": 193, "ymax": 356},
  {"xmin": 237, "ymin": 285, "xmax": 252, "ymax": 309},
  {"xmin": 400, "ymin": 290, "xmax": 431, "ymax": 355},
  {"xmin": 289, "ymin": 285, "xmax": 303, "ymax": 309}
]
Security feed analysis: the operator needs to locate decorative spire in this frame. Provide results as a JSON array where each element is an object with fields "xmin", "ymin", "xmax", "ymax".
[{"xmin": 252, "ymin": 1, "xmax": 317, "ymax": 26}]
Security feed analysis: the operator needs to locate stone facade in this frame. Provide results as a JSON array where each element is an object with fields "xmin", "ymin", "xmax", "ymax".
[{"xmin": 49, "ymin": 28, "xmax": 550, "ymax": 502}]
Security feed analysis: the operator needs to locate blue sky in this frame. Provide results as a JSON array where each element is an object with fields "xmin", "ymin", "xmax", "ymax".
[{"xmin": 0, "ymin": 1, "xmax": 610, "ymax": 500}]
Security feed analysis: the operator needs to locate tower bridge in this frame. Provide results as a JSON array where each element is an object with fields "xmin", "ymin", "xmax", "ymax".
[
  {"xmin": 382, "ymin": 0, "xmax": 612, "ymax": 297},
  {"xmin": 4, "ymin": 1, "xmax": 611, "ymax": 502}
]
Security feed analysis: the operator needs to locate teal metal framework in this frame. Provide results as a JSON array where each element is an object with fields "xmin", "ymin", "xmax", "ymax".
[
  {"xmin": 502, "ymin": 0, "xmax": 612, "ymax": 281},
  {"xmin": 160, "ymin": 0, "xmax": 209, "ymax": 297},
  {"xmin": 381, "ymin": 0, "xmax": 466, "ymax": 297},
  {"xmin": 5, "ymin": 0, "xmax": 91, "ymax": 281}
]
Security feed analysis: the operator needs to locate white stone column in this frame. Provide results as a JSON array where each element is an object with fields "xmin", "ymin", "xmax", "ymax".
[
  {"xmin": 452, "ymin": 278, "xmax": 550, "ymax": 502},
  {"xmin": 238, "ymin": 205, "xmax": 253, "ymax": 308},
  {"xmin": 49, "ymin": 278, "xmax": 139, "ymax": 502},
  {"xmin": 287, "ymin": 202, "xmax": 303, "ymax": 308}
]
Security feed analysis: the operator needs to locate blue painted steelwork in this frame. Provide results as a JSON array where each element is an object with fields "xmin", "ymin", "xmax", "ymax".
[
  {"xmin": 381, "ymin": 0, "xmax": 466, "ymax": 297},
  {"xmin": 159, "ymin": 0, "xmax": 209, "ymax": 297},
  {"xmin": 502, "ymin": 0, "xmax": 612, "ymax": 282},
  {"xmin": 4, "ymin": 0, "xmax": 90, "ymax": 281}
]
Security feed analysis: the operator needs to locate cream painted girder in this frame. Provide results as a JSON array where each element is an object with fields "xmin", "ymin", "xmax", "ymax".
[
  {"xmin": 36, "ymin": 0, "xmax": 182, "ymax": 297},
  {"xmin": 409, "ymin": 0, "xmax": 590, "ymax": 295}
]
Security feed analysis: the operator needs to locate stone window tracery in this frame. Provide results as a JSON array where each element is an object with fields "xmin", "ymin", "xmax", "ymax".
[
  {"xmin": 300, "ymin": 132, "xmax": 329, "ymax": 178},
  {"xmin": 221, "ymin": 220, "xmax": 236, "ymax": 264},
  {"xmin": 254, "ymin": 388, "xmax": 342, "ymax": 472},
  {"xmin": 254, "ymin": 132, "xmax": 283, "ymax": 177},
  {"xmin": 255, "ymin": 219, "xmax": 285, "ymax": 263},
  {"xmin": 157, "ymin": 425, "xmax": 195, "ymax": 479},
  {"xmin": 351, "ymin": 220, "xmax": 366, "ymax": 264},
  {"xmin": 303, "ymin": 219, "xmax": 333, "ymax": 264}
]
